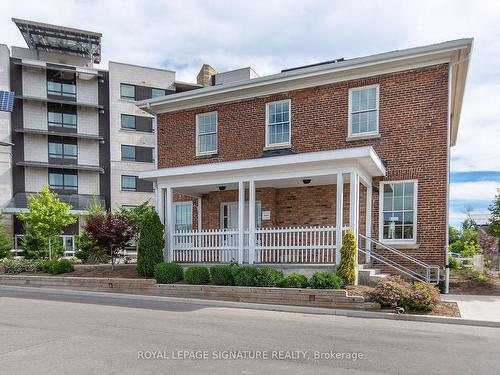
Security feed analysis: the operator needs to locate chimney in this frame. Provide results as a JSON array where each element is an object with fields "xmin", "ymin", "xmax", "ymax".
[{"xmin": 197, "ymin": 64, "xmax": 218, "ymax": 87}]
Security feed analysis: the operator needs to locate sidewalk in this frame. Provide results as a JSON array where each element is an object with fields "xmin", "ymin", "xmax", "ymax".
[{"xmin": 442, "ymin": 294, "xmax": 500, "ymax": 322}]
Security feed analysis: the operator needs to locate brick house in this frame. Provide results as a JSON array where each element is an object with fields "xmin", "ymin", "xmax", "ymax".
[{"xmin": 138, "ymin": 39, "xmax": 472, "ymax": 286}]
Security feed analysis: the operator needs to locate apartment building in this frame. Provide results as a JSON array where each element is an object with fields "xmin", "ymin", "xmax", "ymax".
[{"xmin": 0, "ymin": 18, "xmax": 200, "ymax": 252}]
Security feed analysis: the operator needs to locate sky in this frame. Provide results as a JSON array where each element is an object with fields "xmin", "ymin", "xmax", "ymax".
[{"xmin": 1, "ymin": 0, "xmax": 499, "ymax": 228}]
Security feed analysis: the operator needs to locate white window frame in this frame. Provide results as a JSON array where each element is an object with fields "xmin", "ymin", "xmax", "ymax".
[
  {"xmin": 195, "ymin": 111, "xmax": 218, "ymax": 156},
  {"xmin": 173, "ymin": 201, "xmax": 193, "ymax": 232},
  {"xmin": 348, "ymin": 84, "xmax": 380, "ymax": 138},
  {"xmin": 378, "ymin": 179, "xmax": 418, "ymax": 245},
  {"xmin": 265, "ymin": 99, "xmax": 291, "ymax": 148}
]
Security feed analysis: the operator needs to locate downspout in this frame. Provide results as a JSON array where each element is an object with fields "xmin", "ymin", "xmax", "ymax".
[{"xmin": 445, "ymin": 53, "xmax": 471, "ymax": 293}]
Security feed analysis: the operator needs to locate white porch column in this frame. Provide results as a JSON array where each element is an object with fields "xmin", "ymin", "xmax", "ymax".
[
  {"xmin": 197, "ymin": 197, "xmax": 202, "ymax": 230},
  {"xmin": 248, "ymin": 179, "xmax": 256, "ymax": 265},
  {"xmin": 349, "ymin": 171, "xmax": 360, "ymax": 285},
  {"xmin": 155, "ymin": 183, "xmax": 164, "ymax": 224},
  {"xmin": 335, "ymin": 173, "xmax": 344, "ymax": 265},
  {"xmin": 238, "ymin": 181, "xmax": 245, "ymax": 264},
  {"xmin": 165, "ymin": 186, "xmax": 174, "ymax": 263},
  {"xmin": 365, "ymin": 184, "xmax": 373, "ymax": 263}
]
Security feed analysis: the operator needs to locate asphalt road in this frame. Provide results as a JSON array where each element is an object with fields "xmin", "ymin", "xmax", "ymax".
[{"xmin": 0, "ymin": 286, "xmax": 499, "ymax": 375}]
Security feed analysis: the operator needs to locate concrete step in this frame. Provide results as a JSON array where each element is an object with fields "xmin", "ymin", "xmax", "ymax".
[{"xmin": 358, "ymin": 266, "xmax": 389, "ymax": 287}]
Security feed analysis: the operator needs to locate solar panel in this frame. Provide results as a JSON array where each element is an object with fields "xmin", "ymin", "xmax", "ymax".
[{"xmin": 0, "ymin": 91, "xmax": 14, "ymax": 112}]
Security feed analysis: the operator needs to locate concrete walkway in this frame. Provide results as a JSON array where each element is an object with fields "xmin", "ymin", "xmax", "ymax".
[{"xmin": 442, "ymin": 294, "xmax": 500, "ymax": 322}]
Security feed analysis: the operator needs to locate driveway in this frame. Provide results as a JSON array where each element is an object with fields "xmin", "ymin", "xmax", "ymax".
[
  {"xmin": 1, "ymin": 286, "xmax": 499, "ymax": 375},
  {"xmin": 442, "ymin": 294, "xmax": 500, "ymax": 322}
]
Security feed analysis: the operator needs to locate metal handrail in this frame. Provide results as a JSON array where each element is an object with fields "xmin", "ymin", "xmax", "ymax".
[{"xmin": 358, "ymin": 233, "xmax": 440, "ymax": 283}]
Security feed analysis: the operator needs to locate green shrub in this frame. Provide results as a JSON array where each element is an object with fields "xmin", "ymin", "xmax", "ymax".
[
  {"xmin": 43, "ymin": 259, "xmax": 74, "ymax": 275},
  {"xmin": 255, "ymin": 268, "xmax": 284, "ymax": 287},
  {"xmin": 280, "ymin": 272, "xmax": 309, "ymax": 288},
  {"xmin": 407, "ymin": 283, "xmax": 440, "ymax": 311},
  {"xmin": 469, "ymin": 271, "xmax": 488, "ymax": 283},
  {"xmin": 75, "ymin": 231, "xmax": 108, "ymax": 264},
  {"xmin": 0, "ymin": 216, "xmax": 12, "ymax": 259},
  {"xmin": 2, "ymin": 259, "xmax": 46, "ymax": 274},
  {"xmin": 337, "ymin": 230, "xmax": 357, "ymax": 285},
  {"xmin": 448, "ymin": 256, "xmax": 460, "ymax": 269},
  {"xmin": 309, "ymin": 271, "xmax": 344, "ymax": 289},
  {"xmin": 371, "ymin": 276, "xmax": 440, "ymax": 311},
  {"xmin": 184, "ymin": 266, "xmax": 211, "ymax": 285},
  {"xmin": 210, "ymin": 265, "xmax": 235, "ymax": 285},
  {"xmin": 232, "ymin": 266, "xmax": 259, "ymax": 286},
  {"xmin": 154, "ymin": 262, "xmax": 183, "ymax": 284},
  {"xmin": 136, "ymin": 210, "xmax": 165, "ymax": 277}
]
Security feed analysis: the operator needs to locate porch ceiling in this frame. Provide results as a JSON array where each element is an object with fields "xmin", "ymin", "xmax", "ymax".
[{"xmin": 141, "ymin": 146, "xmax": 386, "ymax": 189}]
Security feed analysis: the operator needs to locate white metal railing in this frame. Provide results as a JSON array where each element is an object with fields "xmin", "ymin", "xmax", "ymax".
[
  {"xmin": 171, "ymin": 226, "xmax": 337, "ymax": 264},
  {"xmin": 172, "ymin": 229, "xmax": 241, "ymax": 263},
  {"xmin": 358, "ymin": 233, "xmax": 440, "ymax": 283}
]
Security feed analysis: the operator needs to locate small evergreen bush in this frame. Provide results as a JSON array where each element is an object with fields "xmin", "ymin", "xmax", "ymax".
[
  {"xmin": 280, "ymin": 272, "xmax": 309, "ymax": 288},
  {"xmin": 210, "ymin": 265, "xmax": 235, "ymax": 285},
  {"xmin": 43, "ymin": 259, "xmax": 74, "ymax": 274},
  {"xmin": 232, "ymin": 266, "xmax": 259, "ymax": 286},
  {"xmin": 309, "ymin": 271, "xmax": 344, "ymax": 289},
  {"xmin": 137, "ymin": 210, "xmax": 165, "ymax": 277},
  {"xmin": 154, "ymin": 262, "xmax": 183, "ymax": 284},
  {"xmin": 255, "ymin": 268, "xmax": 284, "ymax": 287},
  {"xmin": 336, "ymin": 230, "xmax": 357, "ymax": 285},
  {"xmin": 184, "ymin": 266, "xmax": 211, "ymax": 285}
]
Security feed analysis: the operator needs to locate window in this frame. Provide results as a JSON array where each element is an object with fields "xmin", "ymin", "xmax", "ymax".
[
  {"xmin": 380, "ymin": 180, "xmax": 417, "ymax": 243},
  {"xmin": 266, "ymin": 99, "xmax": 291, "ymax": 147},
  {"xmin": 49, "ymin": 172, "xmax": 78, "ymax": 192},
  {"xmin": 121, "ymin": 175, "xmax": 137, "ymax": 191},
  {"xmin": 49, "ymin": 142, "xmax": 77, "ymax": 160},
  {"xmin": 121, "ymin": 145, "xmax": 136, "ymax": 161},
  {"xmin": 47, "ymin": 81, "xmax": 76, "ymax": 98},
  {"xmin": 151, "ymin": 88, "xmax": 166, "ymax": 98},
  {"xmin": 196, "ymin": 112, "xmax": 217, "ymax": 155},
  {"xmin": 174, "ymin": 202, "xmax": 193, "ymax": 232},
  {"xmin": 120, "ymin": 84, "xmax": 135, "ymax": 100},
  {"xmin": 151, "ymin": 148, "xmax": 155, "ymax": 163},
  {"xmin": 349, "ymin": 85, "xmax": 379, "ymax": 137},
  {"xmin": 48, "ymin": 111, "xmax": 77, "ymax": 129},
  {"xmin": 121, "ymin": 114, "xmax": 136, "ymax": 130}
]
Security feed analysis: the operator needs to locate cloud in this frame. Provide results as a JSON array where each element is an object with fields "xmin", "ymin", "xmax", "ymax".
[{"xmin": 450, "ymin": 181, "xmax": 499, "ymax": 201}]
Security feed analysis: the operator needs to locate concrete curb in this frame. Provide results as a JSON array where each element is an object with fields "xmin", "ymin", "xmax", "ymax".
[{"xmin": 2, "ymin": 284, "xmax": 500, "ymax": 328}]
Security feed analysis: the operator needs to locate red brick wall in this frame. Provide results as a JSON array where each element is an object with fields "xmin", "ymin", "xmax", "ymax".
[{"xmin": 160, "ymin": 64, "xmax": 449, "ymax": 269}]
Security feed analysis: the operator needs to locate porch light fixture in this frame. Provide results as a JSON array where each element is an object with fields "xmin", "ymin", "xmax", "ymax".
[
  {"xmin": 218, "ymin": 186, "xmax": 226, "ymax": 191},
  {"xmin": 302, "ymin": 179, "xmax": 311, "ymax": 185}
]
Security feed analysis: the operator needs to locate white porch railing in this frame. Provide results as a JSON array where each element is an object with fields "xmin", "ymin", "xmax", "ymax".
[{"xmin": 171, "ymin": 226, "xmax": 337, "ymax": 264}]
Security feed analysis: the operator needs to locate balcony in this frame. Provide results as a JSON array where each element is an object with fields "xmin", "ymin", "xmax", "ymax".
[
  {"xmin": 3, "ymin": 192, "xmax": 106, "ymax": 214},
  {"xmin": 14, "ymin": 127, "xmax": 103, "ymax": 141},
  {"xmin": 16, "ymin": 160, "xmax": 104, "ymax": 173}
]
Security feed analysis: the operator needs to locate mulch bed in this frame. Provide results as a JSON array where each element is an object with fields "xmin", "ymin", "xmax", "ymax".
[{"xmin": 449, "ymin": 270, "xmax": 500, "ymax": 296}]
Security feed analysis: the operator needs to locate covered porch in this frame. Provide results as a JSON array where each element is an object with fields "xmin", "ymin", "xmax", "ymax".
[{"xmin": 141, "ymin": 147, "xmax": 386, "ymax": 266}]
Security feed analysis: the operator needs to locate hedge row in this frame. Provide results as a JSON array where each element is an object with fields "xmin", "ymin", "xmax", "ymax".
[
  {"xmin": 0, "ymin": 258, "xmax": 74, "ymax": 275},
  {"xmin": 153, "ymin": 263, "xmax": 344, "ymax": 289}
]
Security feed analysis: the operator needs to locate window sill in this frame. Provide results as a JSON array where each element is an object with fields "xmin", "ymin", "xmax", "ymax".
[
  {"xmin": 263, "ymin": 144, "xmax": 292, "ymax": 151},
  {"xmin": 120, "ymin": 128, "xmax": 154, "ymax": 134},
  {"xmin": 195, "ymin": 153, "xmax": 218, "ymax": 159},
  {"xmin": 376, "ymin": 242, "xmax": 420, "ymax": 250},
  {"xmin": 346, "ymin": 134, "xmax": 381, "ymax": 142}
]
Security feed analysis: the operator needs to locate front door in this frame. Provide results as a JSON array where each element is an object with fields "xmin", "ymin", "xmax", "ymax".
[{"xmin": 220, "ymin": 202, "xmax": 262, "ymax": 230}]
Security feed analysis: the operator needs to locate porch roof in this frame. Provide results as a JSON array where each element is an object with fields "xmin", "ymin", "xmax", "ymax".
[{"xmin": 140, "ymin": 146, "xmax": 385, "ymax": 185}]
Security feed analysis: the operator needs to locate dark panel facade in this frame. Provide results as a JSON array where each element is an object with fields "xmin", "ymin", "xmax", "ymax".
[
  {"xmin": 98, "ymin": 71, "xmax": 111, "ymax": 210},
  {"xmin": 9, "ymin": 58, "xmax": 25, "ymax": 194}
]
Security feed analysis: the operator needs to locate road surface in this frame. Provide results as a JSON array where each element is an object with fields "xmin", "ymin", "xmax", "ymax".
[{"xmin": 0, "ymin": 286, "xmax": 499, "ymax": 375}]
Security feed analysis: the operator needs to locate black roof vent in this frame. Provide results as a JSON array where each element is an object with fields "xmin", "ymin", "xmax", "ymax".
[{"xmin": 281, "ymin": 58, "xmax": 345, "ymax": 73}]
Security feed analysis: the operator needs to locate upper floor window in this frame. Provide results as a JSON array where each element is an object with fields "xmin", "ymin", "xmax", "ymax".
[
  {"xmin": 121, "ymin": 114, "xmax": 136, "ymax": 130},
  {"xmin": 348, "ymin": 85, "xmax": 379, "ymax": 137},
  {"xmin": 196, "ymin": 112, "xmax": 217, "ymax": 155},
  {"xmin": 121, "ymin": 175, "xmax": 137, "ymax": 191},
  {"xmin": 49, "ymin": 172, "xmax": 78, "ymax": 192},
  {"xmin": 380, "ymin": 180, "xmax": 417, "ymax": 243},
  {"xmin": 120, "ymin": 84, "xmax": 135, "ymax": 100},
  {"xmin": 266, "ymin": 99, "xmax": 291, "ymax": 147},
  {"xmin": 47, "ymin": 81, "xmax": 76, "ymax": 98},
  {"xmin": 48, "ymin": 111, "xmax": 77, "ymax": 129},
  {"xmin": 121, "ymin": 145, "xmax": 136, "ymax": 161},
  {"xmin": 49, "ymin": 142, "xmax": 77, "ymax": 160},
  {"xmin": 151, "ymin": 88, "xmax": 166, "ymax": 98}
]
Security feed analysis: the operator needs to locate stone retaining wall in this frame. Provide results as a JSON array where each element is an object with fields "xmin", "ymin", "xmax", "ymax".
[{"xmin": 0, "ymin": 275, "xmax": 380, "ymax": 310}]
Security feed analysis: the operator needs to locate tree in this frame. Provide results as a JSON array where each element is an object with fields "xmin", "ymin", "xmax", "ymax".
[
  {"xmin": 116, "ymin": 201, "xmax": 154, "ymax": 232},
  {"xmin": 0, "ymin": 214, "xmax": 12, "ymax": 259},
  {"xmin": 136, "ymin": 209, "xmax": 165, "ymax": 277},
  {"xmin": 84, "ymin": 212, "xmax": 136, "ymax": 270},
  {"xmin": 17, "ymin": 186, "xmax": 76, "ymax": 260},
  {"xmin": 449, "ymin": 226, "xmax": 461, "ymax": 245},
  {"xmin": 337, "ymin": 230, "xmax": 357, "ymax": 285},
  {"xmin": 488, "ymin": 189, "xmax": 500, "ymax": 240}
]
